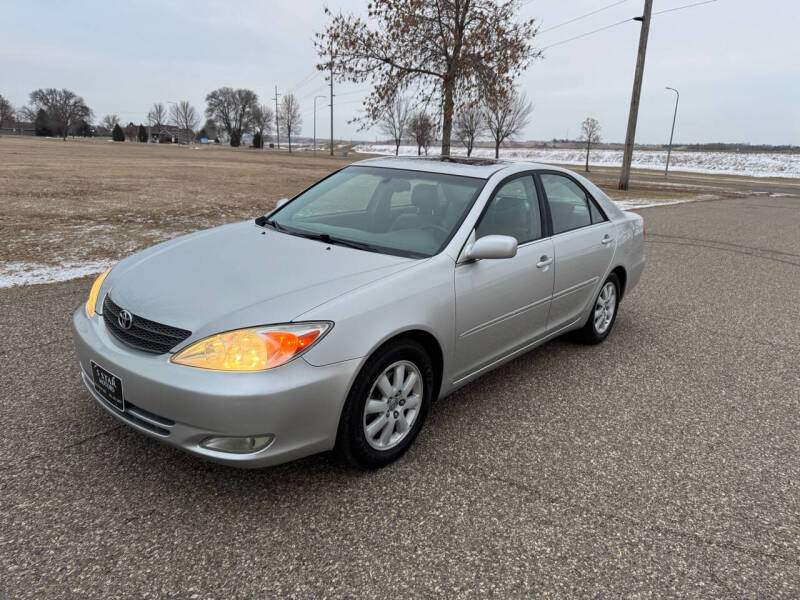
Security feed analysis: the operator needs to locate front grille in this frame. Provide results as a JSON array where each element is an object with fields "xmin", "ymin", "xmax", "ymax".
[{"xmin": 103, "ymin": 295, "xmax": 191, "ymax": 354}]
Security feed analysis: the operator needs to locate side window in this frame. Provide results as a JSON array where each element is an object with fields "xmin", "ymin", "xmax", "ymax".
[
  {"xmin": 589, "ymin": 199, "xmax": 606, "ymax": 224},
  {"xmin": 475, "ymin": 175, "xmax": 541, "ymax": 244},
  {"xmin": 540, "ymin": 173, "xmax": 592, "ymax": 234}
]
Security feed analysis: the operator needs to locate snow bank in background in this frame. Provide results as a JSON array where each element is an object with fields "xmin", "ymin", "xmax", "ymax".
[
  {"xmin": 613, "ymin": 198, "xmax": 697, "ymax": 211},
  {"xmin": 355, "ymin": 145, "xmax": 800, "ymax": 179},
  {"xmin": 0, "ymin": 260, "xmax": 113, "ymax": 288}
]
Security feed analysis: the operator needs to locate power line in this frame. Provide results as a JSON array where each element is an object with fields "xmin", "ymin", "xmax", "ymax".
[
  {"xmin": 297, "ymin": 84, "xmax": 328, "ymax": 101},
  {"xmin": 540, "ymin": 0, "xmax": 719, "ymax": 51},
  {"xmin": 653, "ymin": 0, "xmax": 718, "ymax": 16},
  {"xmin": 287, "ymin": 69, "xmax": 321, "ymax": 94},
  {"xmin": 538, "ymin": 0, "xmax": 628, "ymax": 35},
  {"xmin": 335, "ymin": 87, "xmax": 371, "ymax": 97},
  {"xmin": 541, "ymin": 17, "xmax": 633, "ymax": 50}
]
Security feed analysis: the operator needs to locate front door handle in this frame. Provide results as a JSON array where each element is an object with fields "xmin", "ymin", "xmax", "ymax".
[
  {"xmin": 536, "ymin": 255, "xmax": 553, "ymax": 269},
  {"xmin": 601, "ymin": 235, "xmax": 614, "ymax": 245}
]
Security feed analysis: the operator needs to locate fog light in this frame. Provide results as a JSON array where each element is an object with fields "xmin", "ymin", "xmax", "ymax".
[{"xmin": 200, "ymin": 434, "xmax": 274, "ymax": 454}]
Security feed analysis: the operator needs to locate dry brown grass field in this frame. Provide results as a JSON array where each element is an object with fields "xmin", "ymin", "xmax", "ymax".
[
  {"xmin": 0, "ymin": 137, "xmax": 364, "ymax": 282},
  {"xmin": 0, "ymin": 135, "xmax": 764, "ymax": 285}
]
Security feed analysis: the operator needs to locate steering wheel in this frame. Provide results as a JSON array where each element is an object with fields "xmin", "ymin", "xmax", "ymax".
[{"xmin": 421, "ymin": 224, "xmax": 450, "ymax": 238}]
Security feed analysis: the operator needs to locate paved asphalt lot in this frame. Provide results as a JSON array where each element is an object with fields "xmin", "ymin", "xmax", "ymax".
[{"xmin": 1, "ymin": 193, "xmax": 799, "ymax": 598}]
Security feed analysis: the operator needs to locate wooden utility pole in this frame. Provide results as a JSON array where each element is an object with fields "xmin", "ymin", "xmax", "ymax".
[
  {"xmin": 329, "ymin": 44, "xmax": 335, "ymax": 156},
  {"xmin": 618, "ymin": 0, "xmax": 653, "ymax": 190},
  {"xmin": 274, "ymin": 86, "xmax": 281, "ymax": 149}
]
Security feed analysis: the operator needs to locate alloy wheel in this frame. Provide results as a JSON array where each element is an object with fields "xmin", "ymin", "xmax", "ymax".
[
  {"xmin": 594, "ymin": 281, "xmax": 617, "ymax": 334},
  {"xmin": 362, "ymin": 360, "xmax": 423, "ymax": 451}
]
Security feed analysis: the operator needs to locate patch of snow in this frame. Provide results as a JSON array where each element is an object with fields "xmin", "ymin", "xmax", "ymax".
[
  {"xmin": 769, "ymin": 192, "xmax": 799, "ymax": 198},
  {"xmin": 612, "ymin": 198, "xmax": 697, "ymax": 211},
  {"xmin": 0, "ymin": 260, "xmax": 114, "ymax": 288},
  {"xmin": 355, "ymin": 144, "xmax": 800, "ymax": 179}
]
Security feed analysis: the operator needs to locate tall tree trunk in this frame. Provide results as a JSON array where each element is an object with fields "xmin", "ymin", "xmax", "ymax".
[
  {"xmin": 585, "ymin": 141, "xmax": 590, "ymax": 172},
  {"xmin": 395, "ymin": 139, "xmax": 400, "ymax": 156},
  {"xmin": 495, "ymin": 139, "xmax": 500, "ymax": 159},
  {"xmin": 440, "ymin": 78, "xmax": 455, "ymax": 157}
]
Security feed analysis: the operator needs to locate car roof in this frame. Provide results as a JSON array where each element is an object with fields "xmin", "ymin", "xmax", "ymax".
[{"xmin": 353, "ymin": 155, "xmax": 550, "ymax": 179}]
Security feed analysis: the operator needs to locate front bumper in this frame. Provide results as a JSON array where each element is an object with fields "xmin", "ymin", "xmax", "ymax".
[{"xmin": 72, "ymin": 306, "xmax": 361, "ymax": 467}]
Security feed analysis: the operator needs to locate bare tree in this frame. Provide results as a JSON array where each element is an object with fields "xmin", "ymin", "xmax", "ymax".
[
  {"xmin": 100, "ymin": 114, "xmax": 120, "ymax": 133},
  {"xmin": 0, "ymin": 94, "xmax": 14, "ymax": 129},
  {"xmin": 408, "ymin": 111, "xmax": 436, "ymax": 156},
  {"xmin": 27, "ymin": 88, "xmax": 92, "ymax": 140},
  {"xmin": 279, "ymin": 93, "xmax": 303, "ymax": 152},
  {"xmin": 204, "ymin": 87, "xmax": 259, "ymax": 147},
  {"xmin": 379, "ymin": 94, "xmax": 410, "ymax": 156},
  {"xmin": 580, "ymin": 117, "xmax": 601, "ymax": 172},
  {"xmin": 13, "ymin": 109, "xmax": 26, "ymax": 134},
  {"xmin": 454, "ymin": 100, "xmax": 486, "ymax": 157},
  {"xmin": 316, "ymin": 0, "xmax": 539, "ymax": 157},
  {"xmin": 484, "ymin": 89, "xmax": 532, "ymax": 159},
  {"xmin": 251, "ymin": 104, "xmax": 275, "ymax": 149},
  {"xmin": 169, "ymin": 100, "xmax": 200, "ymax": 144},
  {"xmin": 147, "ymin": 103, "xmax": 168, "ymax": 138}
]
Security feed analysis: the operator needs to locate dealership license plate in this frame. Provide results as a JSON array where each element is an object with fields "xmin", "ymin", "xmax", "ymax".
[{"xmin": 90, "ymin": 361, "xmax": 125, "ymax": 411}]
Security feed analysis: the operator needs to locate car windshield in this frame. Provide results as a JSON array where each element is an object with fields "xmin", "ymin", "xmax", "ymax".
[{"xmin": 267, "ymin": 165, "xmax": 486, "ymax": 258}]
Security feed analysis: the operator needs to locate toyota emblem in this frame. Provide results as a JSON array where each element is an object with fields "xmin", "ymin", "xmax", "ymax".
[{"xmin": 117, "ymin": 309, "xmax": 133, "ymax": 330}]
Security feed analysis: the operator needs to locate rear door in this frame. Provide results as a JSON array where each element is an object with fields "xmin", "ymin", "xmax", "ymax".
[
  {"xmin": 454, "ymin": 174, "xmax": 554, "ymax": 381},
  {"xmin": 538, "ymin": 172, "xmax": 616, "ymax": 333}
]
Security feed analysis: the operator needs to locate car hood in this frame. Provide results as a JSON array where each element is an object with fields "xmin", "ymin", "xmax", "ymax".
[{"xmin": 104, "ymin": 221, "xmax": 416, "ymax": 340}]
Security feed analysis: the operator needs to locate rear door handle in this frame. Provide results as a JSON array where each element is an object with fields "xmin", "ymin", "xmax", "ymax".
[
  {"xmin": 601, "ymin": 235, "xmax": 614, "ymax": 245},
  {"xmin": 536, "ymin": 255, "xmax": 553, "ymax": 269}
]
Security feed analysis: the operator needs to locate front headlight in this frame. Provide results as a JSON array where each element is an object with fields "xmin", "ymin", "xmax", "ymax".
[
  {"xmin": 170, "ymin": 322, "xmax": 332, "ymax": 372},
  {"xmin": 86, "ymin": 267, "xmax": 112, "ymax": 317}
]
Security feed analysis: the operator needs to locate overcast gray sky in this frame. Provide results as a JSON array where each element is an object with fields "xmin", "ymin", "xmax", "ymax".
[{"xmin": 2, "ymin": 0, "xmax": 798, "ymax": 144}]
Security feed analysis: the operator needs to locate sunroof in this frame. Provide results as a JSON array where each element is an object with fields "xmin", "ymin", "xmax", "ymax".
[{"xmin": 409, "ymin": 156, "xmax": 504, "ymax": 166}]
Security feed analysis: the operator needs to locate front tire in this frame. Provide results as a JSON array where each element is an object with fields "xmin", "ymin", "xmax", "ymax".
[
  {"xmin": 576, "ymin": 272, "xmax": 620, "ymax": 345},
  {"xmin": 336, "ymin": 339, "xmax": 433, "ymax": 469}
]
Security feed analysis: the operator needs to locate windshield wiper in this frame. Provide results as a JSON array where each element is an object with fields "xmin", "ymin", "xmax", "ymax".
[
  {"xmin": 255, "ymin": 216, "xmax": 285, "ymax": 231},
  {"xmin": 256, "ymin": 217, "xmax": 378, "ymax": 252},
  {"xmin": 290, "ymin": 230, "xmax": 376, "ymax": 252}
]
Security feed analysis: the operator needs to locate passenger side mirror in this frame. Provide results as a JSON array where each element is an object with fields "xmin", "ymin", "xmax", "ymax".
[
  {"xmin": 464, "ymin": 235, "xmax": 518, "ymax": 261},
  {"xmin": 275, "ymin": 197, "xmax": 290, "ymax": 209}
]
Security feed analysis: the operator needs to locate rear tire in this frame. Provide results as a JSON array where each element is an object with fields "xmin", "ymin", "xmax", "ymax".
[
  {"xmin": 576, "ymin": 272, "xmax": 620, "ymax": 345},
  {"xmin": 336, "ymin": 338, "xmax": 434, "ymax": 469}
]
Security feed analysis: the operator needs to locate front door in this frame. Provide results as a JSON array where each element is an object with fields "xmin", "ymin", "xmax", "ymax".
[{"xmin": 454, "ymin": 175, "xmax": 555, "ymax": 381}]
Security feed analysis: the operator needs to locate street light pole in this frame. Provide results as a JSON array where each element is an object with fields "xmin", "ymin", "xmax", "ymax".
[
  {"xmin": 313, "ymin": 95, "xmax": 326, "ymax": 156},
  {"xmin": 664, "ymin": 86, "xmax": 679, "ymax": 178}
]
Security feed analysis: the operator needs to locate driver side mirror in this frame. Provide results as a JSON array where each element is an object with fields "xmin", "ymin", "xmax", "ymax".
[
  {"xmin": 464, "ymin": 235, "xmax": 518, "ymax": 261},
  {"xmin": 275, "ymin": 197, "xmax": 290, "ymax": 209}
]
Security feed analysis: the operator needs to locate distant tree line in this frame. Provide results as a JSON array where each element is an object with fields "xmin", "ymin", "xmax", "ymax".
[{"xmin": 0, "ymin": 89, "xmax": 94, "ymax": 139}]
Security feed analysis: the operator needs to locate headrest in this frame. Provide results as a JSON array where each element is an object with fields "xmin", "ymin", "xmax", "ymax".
[{"xmin": 411, "ymin": 184, "xmax": 439, "ymax": 213}]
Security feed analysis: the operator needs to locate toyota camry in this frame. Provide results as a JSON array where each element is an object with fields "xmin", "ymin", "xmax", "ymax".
[{"xmin": 73, "ymin": 156, "xmax": 645, "ymax": 469}]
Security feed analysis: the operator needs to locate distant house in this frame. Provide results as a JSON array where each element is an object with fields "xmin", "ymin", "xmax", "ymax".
[
  {"xmin": 149, "ymin": 124, "xmax": 190, "ymax": 144},
  {"xmin": 0, "ymin": 119, "xmax": 35, "ymax": 136}
]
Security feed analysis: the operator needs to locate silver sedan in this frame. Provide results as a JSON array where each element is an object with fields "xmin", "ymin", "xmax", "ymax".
[{"xmin": 73, "ymin": 157, "xmax": 645, "ymax": 469}]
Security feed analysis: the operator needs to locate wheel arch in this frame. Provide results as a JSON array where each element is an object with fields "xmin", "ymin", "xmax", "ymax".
[
  {"xmin": 359, "ymin": 328, "xmax": 445, "ymax": 402},
  {"xmin": 610, "ymin": 265, "xmax": 627, "ymax": 299}
]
